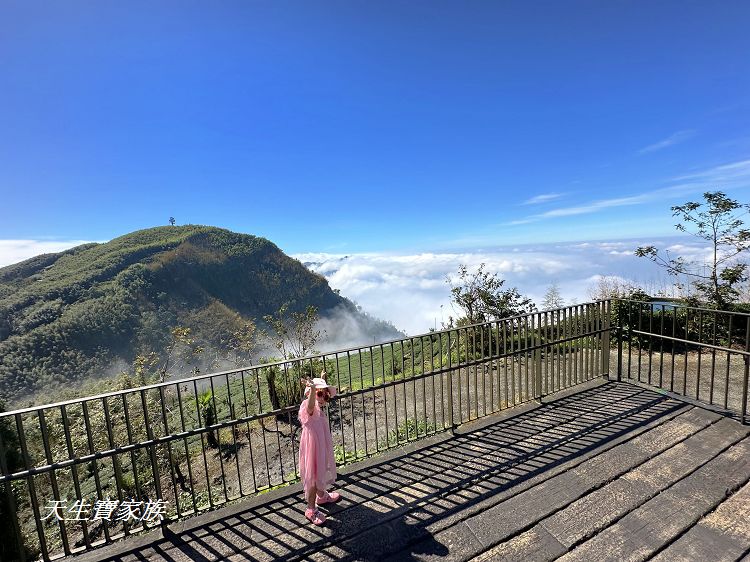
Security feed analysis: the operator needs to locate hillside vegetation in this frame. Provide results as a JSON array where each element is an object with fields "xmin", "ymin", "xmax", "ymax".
[{"xmin": 0, "ymin": 225, "xmax": 399, "ymax": 404}]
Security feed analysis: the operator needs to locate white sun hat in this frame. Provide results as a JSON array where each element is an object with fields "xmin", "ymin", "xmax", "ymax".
[{"xmin": 304, "ymin": 376, "xmax": 337, "ymax": 398}]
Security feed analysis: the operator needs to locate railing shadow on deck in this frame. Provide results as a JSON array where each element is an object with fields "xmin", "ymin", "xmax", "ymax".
[{"xmin": 78, "ymin": 381, "xmax": 682, "ymax": 562}]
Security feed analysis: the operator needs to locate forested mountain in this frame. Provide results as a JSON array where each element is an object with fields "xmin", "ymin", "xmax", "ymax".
[{"xmin": 0, "ymin": 226, "xmax": 401, "ymax": 404}]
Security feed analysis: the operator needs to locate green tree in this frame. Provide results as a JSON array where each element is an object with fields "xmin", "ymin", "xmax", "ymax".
[
  {"xmin": 197, "ymin": 390, "xmax": 219, "ymax": 448},
  {"xmin": 542, "ymin": 282, "xmax": 565, "ymax": 310},
  {"xmin": 587, "ymin": 275, "xmax": 649, "ymax": 301},
  {"xmin": 159, "ymin": 327, "xmax": 203, "ymax": 383},
  {"xmin": 636, "ymin": 191, "xmax": 750, "ymax": 308},
  {"xmin": 227, "ymin": 322, "xmax": 257, "ymax": 368},
  {"xmin": 118, "ymin": 328, "xmax": 203, "ymax": 386},
  {"xmin": 263, "ymin": 304, "xmax": 322, "ymax": 361},
  {"xmin": 446, "ymin": 263, "xmax": 536, "ymax": 326},
  {"xmin": 262, "ymin": 304, "xmax": 324, "ymax": 411}
]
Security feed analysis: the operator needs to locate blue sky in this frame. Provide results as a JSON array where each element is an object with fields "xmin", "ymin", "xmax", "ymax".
[{"xmin": 2, "ymin": 1, "xmax": 750, "ymax": 256}]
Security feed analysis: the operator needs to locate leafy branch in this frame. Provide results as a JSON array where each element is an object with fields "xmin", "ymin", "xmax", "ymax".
[{"xmin": 636, "ymin": 191, "xmax": 750, "ymax": 308}]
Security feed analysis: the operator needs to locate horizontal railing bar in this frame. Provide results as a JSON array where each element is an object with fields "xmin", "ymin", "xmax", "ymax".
[
  {"xmin": 0, "ymin": 305, "xmax": 609, "ymax": 418},
  {"xmin": 448, "ymin": 327, "xmax": 609, "ymax": 362},
  {"xmin": 0, "ymin": 405, "xmax": 294, "ymax": 482},
  {"xmin": 618, "ymin": 298, "xmax": 750, "ymax": 318},
  {"xmin": 628, "ymin": 329, "xmax": 750, "ymax": 357}
]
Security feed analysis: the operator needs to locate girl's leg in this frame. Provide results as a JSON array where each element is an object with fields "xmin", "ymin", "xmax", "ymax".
[
  {"xmin": 305, "ymin": 485, "xmax": 326, "ymax": 525},
  {"xmin": 306, "ymin": 484, "xmax": 317, "ymax": 510},
  {"xmin": 316, "ymin": 487, "xmax": 341, "ymax": 504}
]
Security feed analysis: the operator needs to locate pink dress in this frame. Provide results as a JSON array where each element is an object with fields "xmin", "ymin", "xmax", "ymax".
[{"xmin": 298, "ymin": 399, "xmax": 336, "ymax": 496}]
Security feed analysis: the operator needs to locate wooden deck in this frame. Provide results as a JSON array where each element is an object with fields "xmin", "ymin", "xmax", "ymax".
[{"xmin": 68, "ymin": 379, "xmax": 750, "ymax": 562}]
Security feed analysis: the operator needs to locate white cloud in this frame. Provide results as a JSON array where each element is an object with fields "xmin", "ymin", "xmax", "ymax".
[
  {"xmin": 538, "ymin": 194, "xmax": 648, "ymax": 218},
  {"xmin": 673, "ymin": 158, "xmax": 750, "ymax": 183},
  {"xmin": 0, "ymin": 240, "xmax": 94, "ymax": 268},
  {"xmin": 638, "ymin": 130, "xmax": 696, "ymax": 154},
  {"xmin": 523, "ymin": 193, "xmax": 563, "ymax": 205},
  {"xmin": 294, "ymin": 237, "xmax": 705, "ymax": 336},
  {"xmin": 664, "ymin": 244, "xmax": 711, "ymax": 256},
  {"xmin": 510, "ymin": 192, "xmax": 653, "ymax": 224},
  {"xmin": 508, "ymin": 165, "xmax": 750, "ymax": 227}
]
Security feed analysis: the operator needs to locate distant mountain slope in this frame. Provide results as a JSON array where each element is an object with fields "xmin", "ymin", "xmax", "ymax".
[{"xmin": 0, "ymin": 226, "xmax": 401, "ymax": 403}]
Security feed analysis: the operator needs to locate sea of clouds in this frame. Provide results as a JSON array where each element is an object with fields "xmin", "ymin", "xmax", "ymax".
[{"xmin": 294, "ymin": 236, "xmax": 714, "ymax": 336}]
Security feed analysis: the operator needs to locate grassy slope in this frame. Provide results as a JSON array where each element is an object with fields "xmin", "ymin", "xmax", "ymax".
[{"xmin": 0, "ymin": 225, "xmax": 362, "ymax": 404}]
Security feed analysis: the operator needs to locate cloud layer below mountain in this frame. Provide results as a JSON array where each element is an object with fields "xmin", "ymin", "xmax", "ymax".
[{"xmin": 295, "ymin": 237, "xmax": 711, "ymax": 335}]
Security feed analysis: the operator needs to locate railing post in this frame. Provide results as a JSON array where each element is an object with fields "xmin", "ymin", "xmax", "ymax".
[
  {"xmin": 742, "ymin": 316, "xmax": 749, "ymax": 425},
  {"xmin": 616, "ymin": 325, "xmax": 623, "ymax": 382},
  {"xmin": 0, "ymin": 428, "xmax": 27, "ymax": 562},
  {"xmin": 140, "ymin": 390, "xmax": 165, "ymax": 531},
  {"xmin": 601, "ymin": 300, "xmax": 611, "ymax": 378},
  {"xmin": 534, "ymin": 313, "xmax": 542, "ymax": 401},
  {"xmin": 447, "ymin": 330, "xmax": 455, "ymax": 432}
]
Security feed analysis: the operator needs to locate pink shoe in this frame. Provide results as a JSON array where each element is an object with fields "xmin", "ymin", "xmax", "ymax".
[
  {"xmin": 305, "ymin": 507, "xmax": 326, "ymax": 526},
  {"xmin": 316, "ymin": 490, "xmax": 342, "ymax": 505}
]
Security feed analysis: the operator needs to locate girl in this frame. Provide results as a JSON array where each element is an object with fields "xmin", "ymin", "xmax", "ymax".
[{"xmin": 298, "ymin": 373, "xmax": 342, "ymax": 525}]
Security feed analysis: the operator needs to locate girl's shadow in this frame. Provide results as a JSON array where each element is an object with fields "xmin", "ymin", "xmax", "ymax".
[{"xmin": 311, "ymin": 489, "xmax": 449, "ymax": 561}]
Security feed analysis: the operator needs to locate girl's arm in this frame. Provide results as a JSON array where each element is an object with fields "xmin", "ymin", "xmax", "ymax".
[{"xmin": 305, "ymin": 378, "xmax": 316, "ymax": 415}]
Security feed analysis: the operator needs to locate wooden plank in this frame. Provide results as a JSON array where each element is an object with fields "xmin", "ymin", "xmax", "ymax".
[
  {"xmin": 461, "ymin": 408, "xmax": 720, "ymax": 549},
  {"xmin": 389, "ymin": 407, "xmax": 715, "ymax": 562},
  {"xmin": 470, "ymin": 527, "xmax": 565, "ymax": 562},
  {"xmin": 652, "ymin": 481, "xmax": 750, "ymax": 562},
  {"xmin": 539, "ymin": 416, "xmax": 748, "ymax": 549},
  {"xmin": 561, "ymin": 437, "xmax": 750, "ymax": 562}
]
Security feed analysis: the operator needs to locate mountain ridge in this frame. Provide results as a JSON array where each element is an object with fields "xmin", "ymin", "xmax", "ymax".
[{"xmin": 0, "ymin": 225, "xmax": 401, "ymax": 404}]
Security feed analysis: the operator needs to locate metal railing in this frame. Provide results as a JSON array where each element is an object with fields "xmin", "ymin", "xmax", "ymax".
[
  {"xmin": 5, "ymin": 298, "xmax": 750, "ymax": 561},
  {"xmin": 0, "ymin": 301, "xmax": 612, "ymax": 561},
  {"xmin": 613, "ymin": 299, "xmax": 750, "ymax": 423}
]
